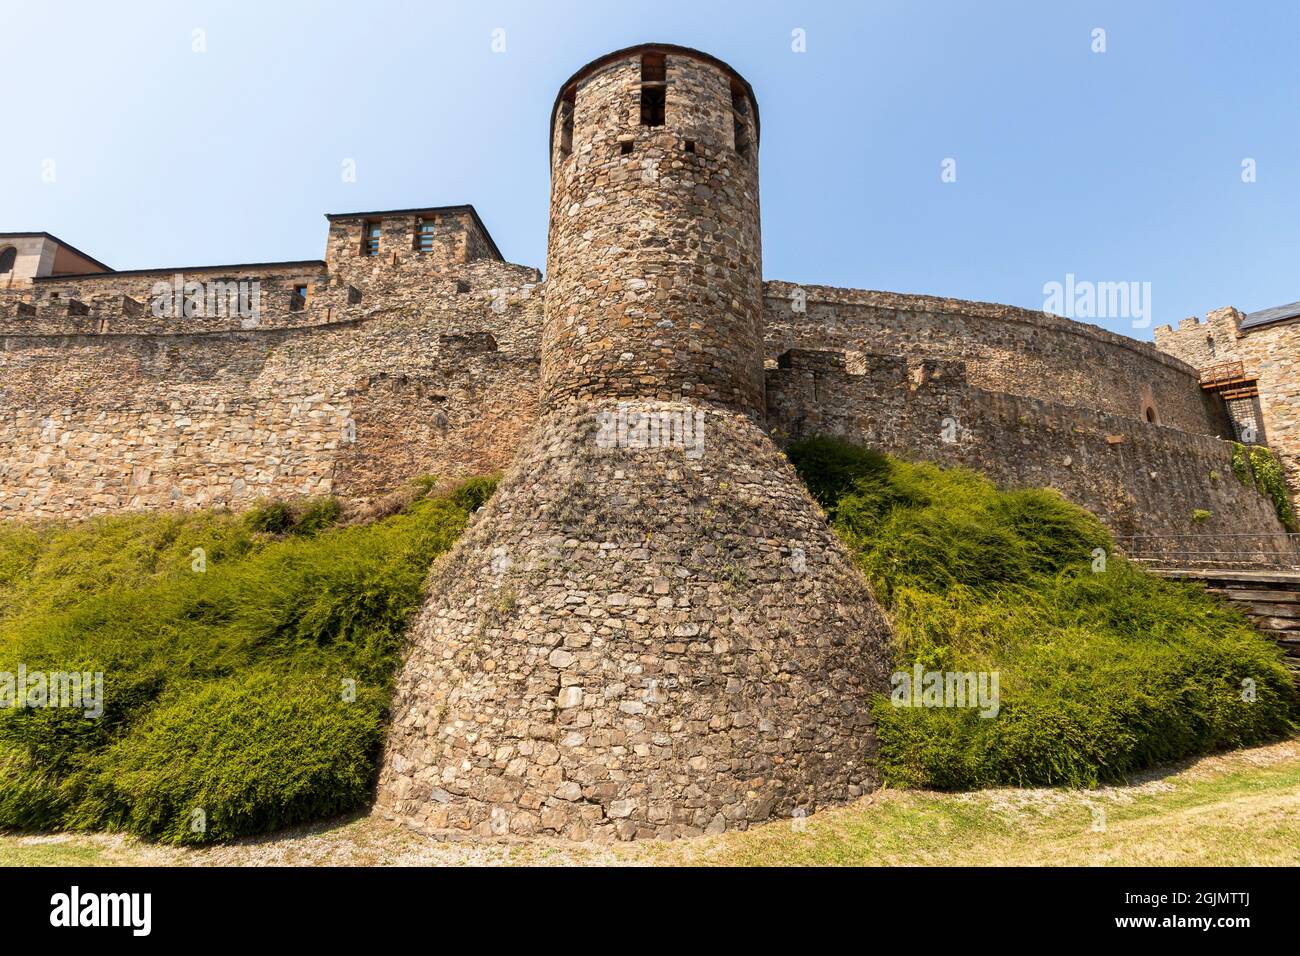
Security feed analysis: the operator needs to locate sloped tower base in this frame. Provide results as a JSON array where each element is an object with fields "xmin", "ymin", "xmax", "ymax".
[{"xmin": 375, "ymin": 401, "xmax": 892, "ymax": 841}]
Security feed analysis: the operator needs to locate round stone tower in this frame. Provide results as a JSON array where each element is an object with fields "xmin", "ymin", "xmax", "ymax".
[
  {"xmin": 376, "ymin": 45, "xmax": 893, "ymax": 842},
  {"xmin": 543, "ymin": 44, "xmax": 764, "ymax": 414}
]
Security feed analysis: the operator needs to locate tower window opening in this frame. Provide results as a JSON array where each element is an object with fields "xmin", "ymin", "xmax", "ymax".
[
  {"xmin": 362, "ymin": 221, "xmax": 382, "ymax": 257},
  {"xmin": 415, "ymin": 217, "xmax": 436, "ymax": 252},
  {"xmin": 640, "ymin": 53, "xmax": 666, "ymax": 126},
  {"xmin": 731, "ymin": 83, "xmax": 751, "ymax": 156},
  {"xmin": 558, "ymin": 90, "xmax": 575, "ymax": 159},
  {"xmin": 620, "ymin": 140, "xmax": 633, "ymax": 155},
  {"xmin": 1144, "ymin": 406, "xmax": 1157, "ymax": 424},
  {"xmin": 289, "ymin": 285, "xmax": 308, "ymax": 312},
  {"xmin": 684, "ymin": 140, "xmax": 696, "ymax": 154},
  {"xmin": 0, "ymin": 247, "xmax": 15, "ymax": 275}
]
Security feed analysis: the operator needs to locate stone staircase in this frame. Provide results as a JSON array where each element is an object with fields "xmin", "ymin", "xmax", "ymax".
[{"xmin": 1154, "ymin": 569, "xmax": 1300, "ymax": 683}]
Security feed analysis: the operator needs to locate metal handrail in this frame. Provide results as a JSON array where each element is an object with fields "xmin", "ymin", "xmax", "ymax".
[{"xmin": 1113, "ymin": 532, "xmax": 1300, "ymax": 571}]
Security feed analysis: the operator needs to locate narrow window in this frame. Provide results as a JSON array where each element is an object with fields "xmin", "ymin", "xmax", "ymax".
[
  {"xmin": 558, "ymin": 89, "xmax": 575, "ymax": 158},
  {"xmin": 415, "ymin": 217, "xmax": 436, "ymax": 252},
  {"xmin": 684, "ymin": 140, "xmax": 696, "ymax": 154},
  {"xmin": 289, "ymin": 284, "xmax": 308, "ymax": 312},
  {"xmin": 362, "ymin": 221, "xmax": 382, "ymax": 256},
  {"xmin": 0, "ymin": 247, "xmax": 15, "ymax": 274},
  {"xmin": 1144, "ymin": 406, "xmax": 1157, "ymax": 424},
  {"xmin": 640, "ymin": 53, "xmax": 665, "ymax": 127},
  {"xmin": 731, "ymin": 83, "xmax": 751, "ymax": 156},
  {"xmin": 620, "ymin": 140, "xmax": 633, "ymax": 155}
]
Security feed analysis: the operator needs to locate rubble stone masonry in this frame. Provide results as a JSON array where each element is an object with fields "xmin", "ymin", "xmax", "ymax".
[
  {"xmin": 766, "ymin": 349, "xmax": 1283, "ymax": 539},
  {"xmin": 541, "ymin": 52, "xmax": 764, "ymax": 413},
  {"xmin": 0, "ymin": 241, "xmax": 543, "ymax": 516},
  {"xmin": 1156, "ymin": 309, "xmax": 1300, "ymax": 498},
  {"xmin": 375, "ymin": 403, "xmax": 893, "ymax": 840},
  {"xmin": 0, "ymin": 41, "xmax": 1290, "ymax": 841},
  {"xmin": 376, "ymin": 46, "xmax": 893, "ymax": 840},
  {"xmin": 0, "ymin": 268, "xmax": 1281, "ymax": 535}
]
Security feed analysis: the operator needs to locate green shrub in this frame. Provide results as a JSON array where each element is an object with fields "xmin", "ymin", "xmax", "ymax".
[
  {"xmin": 243, "ymin": 496, "xmax": 342, "ymax": 537},
  {"xmin": 73, "ymin": 670, "xmax": 386, "ymax": 843},
  {"xmin": 1231, "ymin": 442, "xmax": 1253, "ymax": 486},
  {"xmin": 1247, "ymin": 446, "xmax": 1298, "ymax": 532},
  {"xmin": 243, "ymin": 500, "xmax": 296, "ymax": 535},
  {"xmin": 786, "ymin": 437, "xmax": 892, "ymax": 516},
  {"xmin": 0, "ymin": 478, "xmax": 494, "ymax": 842},
  {"xmin": 291, "ymin": 498, "xmax": 343, "ymax": 536},
  {"xmin": 0, "ymin": 511, "xmax": 258, "ymax": 624},
  {"xmin": 787, "ymin": 437, "xmax": 1299, "ymax": 790},
  {"xmin": 449, "ymin": 476, "xmax": 498, "ymax": 514}
]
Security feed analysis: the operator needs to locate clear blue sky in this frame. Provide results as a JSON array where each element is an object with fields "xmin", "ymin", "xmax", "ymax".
[{"xmin": 3, "ymin": 0, "xmax": 1297, "ymax": 339}]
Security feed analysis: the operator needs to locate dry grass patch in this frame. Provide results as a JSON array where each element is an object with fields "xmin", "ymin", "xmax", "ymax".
[{"xmin": 4, "ymin": 739, "xmax": 1296, "ymax": 867}]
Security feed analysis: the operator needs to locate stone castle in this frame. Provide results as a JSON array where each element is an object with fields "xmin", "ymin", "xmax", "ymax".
[{"xmin": 2, "ymin": 44, "xmax": 1296, "ymax": 839}]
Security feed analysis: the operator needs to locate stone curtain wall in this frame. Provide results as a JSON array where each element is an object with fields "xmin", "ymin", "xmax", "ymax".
[
  {"xmin": 0, "ymin": 259, "xmax": 543, "ymax": 518},
  {"xmin": 0, "ymin": 190, "xmax": 1283, "ymax": 536},
  {"xmin": 765, "ymin": 282, "xmax": 1231, "ymax": 437},
  {"xmin": 1, "ymin": 396, "xmax": 347, "ymax": 515},
  {"xmin": 766, "ymin": 349, "xmax": 1286, "ymax": 539},
  {"xmin": 1157, "ymin": 309, "xmax": 1300, "ymax": 498},
  {"xmin": 1, "ymin": 272, "xmax": 1285, "ymax": 533}
]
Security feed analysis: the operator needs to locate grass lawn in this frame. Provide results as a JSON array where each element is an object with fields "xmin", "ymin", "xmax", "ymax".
[{"xmin": 4, "ymin": 738, "xmax": 1296, "ymax": 867}]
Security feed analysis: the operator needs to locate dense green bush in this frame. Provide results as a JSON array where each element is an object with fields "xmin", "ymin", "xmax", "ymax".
[
  {"xmin": 1248, "ymin": 446, "xmax": 1298, "ymax": 532},
  {"xmin": 74, "ymin": 670, "xmax": 387, "ymax": 843},
  {"xmin": 787, "ymin": 436, "xmax": 1298, "ymax": 789},
  {"xmin": 1229, "ymin": 441, "xmax": 1297, "ymax": 531},
  {"xmin": 0, "ymin": 480, "xmax": 493, "ymax": 843},
  {"xmin": 242, "ymin": 496, "xmax": 342, "ymax": 536}
]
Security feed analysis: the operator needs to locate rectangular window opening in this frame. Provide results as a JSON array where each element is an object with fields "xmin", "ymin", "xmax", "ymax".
[
  {"xmin": 731, "ymin": 83, "xmax": 751, "ymax": 156},
  {"xmin": 289, "ymin": 284, "xmax": 308, "ymax": 312},
  {"xmin": 640, "ymin": 53, "xmax": 666, "ymax": 126},
  {"xmin": 620, "ymin": 140, "xmax": 633, "ymax": 155},
  {"xmin": 362, "ymin": 221, "xmax": 382, "ymax": 257},
  {"xmin": 684, "ymin": 140, "xmax": 696, "ymax": 154},
  {"xmin": 415, "ymin": 217, "xmax": 436, "ymax": 252},
  {"xmin": 558, "ymin": 90, "xmax": 575, "ymax": 158}
]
